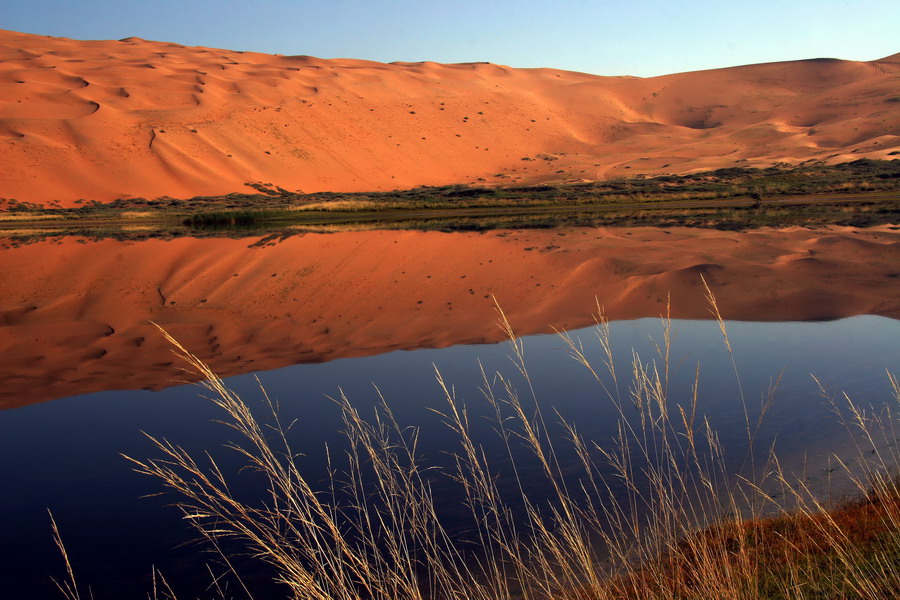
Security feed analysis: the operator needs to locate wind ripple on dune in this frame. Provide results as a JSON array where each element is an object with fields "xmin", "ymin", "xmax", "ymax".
[{"xmin": 0, "ymin": 29, "xmax": 898, "ymax": 205}]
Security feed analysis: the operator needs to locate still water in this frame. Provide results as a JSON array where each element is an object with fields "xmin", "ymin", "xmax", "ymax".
[
  {"xmin": 1, "ymin": 316, "xmax": 898, "ymax": 597},
  {"xmin": 1, "ymin": 226, "xmax": 899, "ymax": 597}
]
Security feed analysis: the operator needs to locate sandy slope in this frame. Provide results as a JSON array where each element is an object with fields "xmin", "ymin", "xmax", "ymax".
[
  {"xmin": 2, "ymin": 225, "xmax": 899, "ymax": 407},
  {"xmin": 0, "ymin": 29, "xmax": 898, "ymax": 206}
]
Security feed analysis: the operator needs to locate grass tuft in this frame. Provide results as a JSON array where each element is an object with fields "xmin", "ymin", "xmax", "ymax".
[{"xmin": 87, "ymin": 297, "xmax": 900, "ymax": 599}]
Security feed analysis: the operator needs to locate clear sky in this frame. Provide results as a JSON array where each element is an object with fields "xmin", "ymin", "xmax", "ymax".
[{"xmin": 2, "ymin": 0, "xmax": 898, "ymax": 77}]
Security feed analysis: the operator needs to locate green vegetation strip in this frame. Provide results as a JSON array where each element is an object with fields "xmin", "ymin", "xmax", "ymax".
[{"xmin": 2, "ymin": 159, "xmax": 900, "ymax": 238}]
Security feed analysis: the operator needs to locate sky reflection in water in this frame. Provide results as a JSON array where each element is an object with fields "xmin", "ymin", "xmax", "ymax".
[{"xmin": 1, "ymin": 315, "xmax": 898, "ymax": 598}]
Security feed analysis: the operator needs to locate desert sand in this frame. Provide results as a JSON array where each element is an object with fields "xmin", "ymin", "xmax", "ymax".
[
  {"xmin": 1, "ymin": 225, "xmax": 899, "ymax": 408},
  {"xmin": 0, "ymin": 29, "xmax": 898, "ymax": 207}
]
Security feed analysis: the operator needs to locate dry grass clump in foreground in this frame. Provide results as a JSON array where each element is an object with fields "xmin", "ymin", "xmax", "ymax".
[
  {"xmin": 60, "ymin": 290, "xmax": 900, "ymax": 600},
  {"xmin": 621, "ymin": 483, "xmax": 900, "ymax": 600}
]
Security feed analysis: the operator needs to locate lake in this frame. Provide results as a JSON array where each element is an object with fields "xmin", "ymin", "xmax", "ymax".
[{"xmin": 1, "ymin": 225, "xmax": 899, "ymax": 598}]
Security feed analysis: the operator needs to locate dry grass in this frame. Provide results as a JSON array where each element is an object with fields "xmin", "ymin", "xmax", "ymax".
[
  {"xmin": 57, "ymin": 289, "xmax": 899, "ymax": 599},
  {"xmin": 0, "ymin": 213, "xmax": 61, "ymax": 222},
  {"xmin": 292, "ymin": 200, "xmax": 387, "ymax": 212},
  {"xmin": 118, "ymin": 211, "xmax": 156, "ymax": 219}
]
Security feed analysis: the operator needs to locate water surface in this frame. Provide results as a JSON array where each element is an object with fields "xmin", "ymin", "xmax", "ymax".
[
  {"xmin": 1, "ymin": 226, "xmax": 899, "ymax": 598},
  {"xmin": 1, "ymin": 315, "xmax": 898, "ymax": 598},
  {"xmin": 2, "ymin": 226, "xmax": 898, "ymax": 407}
]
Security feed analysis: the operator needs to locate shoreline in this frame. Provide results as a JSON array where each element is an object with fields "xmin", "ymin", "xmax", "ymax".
[{"xmin": 3, "ymin": 191, "xmax": 899, "ymax": 237}]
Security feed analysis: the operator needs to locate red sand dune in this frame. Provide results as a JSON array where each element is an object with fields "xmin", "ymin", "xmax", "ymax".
[
  {"xmin": 0, "ymin": 29, "xmax": 898, "ymax": 207},
  {"xmin": 2, "ymin": 225, "xmax": 899, "ymax": 408}
]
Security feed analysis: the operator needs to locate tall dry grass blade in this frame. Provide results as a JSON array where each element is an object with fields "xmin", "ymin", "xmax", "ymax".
[
  {"xmin": 122, "ymin": 314, "xmax": 900, "ymax": 600},
  {"xmin": 49, "ymin": 510, "xmax": 86, "ymax": 600},
  {"xmin": 701, "ymin": 275, "xmax": 759, "ymax": 484}
]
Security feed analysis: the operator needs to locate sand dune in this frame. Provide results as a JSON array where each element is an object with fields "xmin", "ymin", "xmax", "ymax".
[
  {"xmin": 0, "ymin": 29, "xmax": 898, "ymax": 206},
  {"xmin": 1, "ymin": 225, "xmax": 899, "ymax": 408}
]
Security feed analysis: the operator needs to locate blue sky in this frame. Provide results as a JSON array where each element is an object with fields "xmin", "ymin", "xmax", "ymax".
[{"xmin": 2, "ymin": 0, "xmax": 898, "ymax": 77}]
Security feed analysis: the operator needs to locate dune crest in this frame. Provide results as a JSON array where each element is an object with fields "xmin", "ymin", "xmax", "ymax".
[{"xmin": 0, "ymin": 29, "xmax": 898, "ymax": 206}]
